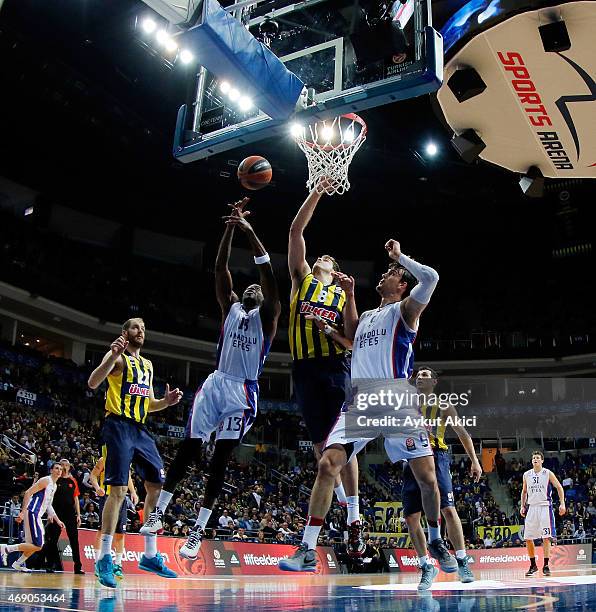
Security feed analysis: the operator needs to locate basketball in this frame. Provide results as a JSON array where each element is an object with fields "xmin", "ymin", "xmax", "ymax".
[{"xmin": 237, "ymin": 156, "xmax": 272, "ymax": 190}]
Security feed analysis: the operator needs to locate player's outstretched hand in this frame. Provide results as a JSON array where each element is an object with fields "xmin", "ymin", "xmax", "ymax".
[
  {"xmin": 223, "ymin": 198, "xmax": 253, "ymax": 233},
  {"xmin": 559, "ymin": 503, "xmax": 566, "ymax": 516},
  {"xmin": 110, "ymin": 335, "xmax": 128, "ymax": 357},
  {"xmin": 314, "ymin": 176, "xmax": 340, "ymax": 195},
  {"xmin": 470, "ymin": 460, "xmax": 483, "ymax": 483},
  {"xmin": 331, "ymin": 271, "xmax": 355, "ymax": 296},
  {"xmin": 164, "ymin": 383, "xmax": 183, "ymax": 407},
  {"xmin": 228, "ymin": 197, "xmax": 250, "ymax": 214},
  {"xmin": 224, "ymin": 210, "xmax": 253, "ymax": 233},
  {"xmin": 520, "ymin": 506, "xmax": 526, "ymax": 517},
  {"xmin": 385, "ymin": 239, "xmax": 402, "ymax": 261}
]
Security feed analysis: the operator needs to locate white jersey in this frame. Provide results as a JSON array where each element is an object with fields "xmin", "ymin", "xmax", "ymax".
[
  {"xmin": 215, "ymin": 302, "xmax": 269, "ymax": 381},
  {"xmin": 27, "ymin": 476, "xmax": 57, "ymax": 516},
  {"xmin": 524, "ymin": 468, "xmax": 552, "ymax": 506},
  {"xmin": 351, "ymin": 301, "xmax": 417, "ymax": 380}
]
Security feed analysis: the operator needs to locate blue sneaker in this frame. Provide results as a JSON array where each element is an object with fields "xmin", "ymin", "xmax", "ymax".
[
  {"xmin": 95, "ymin": 555, "xmax": 117, "ymax": 588},
  {"xmin": 138, "ymin": 553, "xmax": 177, "ymax": 578},
  {"xmin": 457, "ymin": 556, "xmax": 475, "ymax": 583},
  {"xmin": 418, "ymin": 563, "xmax": 439, "ymax": 591},
  {"xmin": 278, "ymin": 542, "xmax": 317, "ymax": 572},
  {"xmin": 428, "ymin": 538, "xmax": 458, "ymax": 573}
]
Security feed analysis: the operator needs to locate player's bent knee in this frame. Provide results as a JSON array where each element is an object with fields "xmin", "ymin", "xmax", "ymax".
[
  {"xmin": 441, "ymin": 506, "xmax": 457, "ymax": 518},
  {"xmin": 417, "ymin": 473, "xmax": 438, "ymax": 491},
  {"xmin": 318, "ymin": 452, "xmax": 343, "ymax": 479},
  {"xmin": 108, "ymin": 486, "xmax": 127, "ymax": 500},
  {"xmin": 405, "ymin": 513, "xmax": 421, "ymax": 527}
]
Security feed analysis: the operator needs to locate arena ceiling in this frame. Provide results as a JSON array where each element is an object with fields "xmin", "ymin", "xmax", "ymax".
[{"xmin": 0, "ymin": 0, "xmax": 593, "ymax": 265}]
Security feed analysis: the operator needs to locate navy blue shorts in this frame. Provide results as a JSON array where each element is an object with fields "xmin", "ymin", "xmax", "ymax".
[
  {"xmin": 98, "ymin": 494, "xmax": 128, "ymax": 534},
  {"xmin": 292, "ymin": 356, "xmax": 350, "ymax": 444},
  {"xmin": 402, "ymin": 450, "xmax": 455, "ymax": 516},
  {"xmin": 101, "ymin": 415, "xmax": 164, "ymax": 486}
]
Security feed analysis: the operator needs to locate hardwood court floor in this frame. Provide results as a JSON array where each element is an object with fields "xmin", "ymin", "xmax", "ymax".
[{"xmin": 0, "ymin": 565, "xmax": 595, "ymax": 611}]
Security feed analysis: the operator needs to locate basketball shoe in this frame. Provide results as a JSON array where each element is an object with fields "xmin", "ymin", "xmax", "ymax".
[{"xmin": 140, "ymin": 508, "xmax": 164, "ymax": 535}]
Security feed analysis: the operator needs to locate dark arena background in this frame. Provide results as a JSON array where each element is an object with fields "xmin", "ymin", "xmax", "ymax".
[{"xmin": 0, "ymin": 0, "xmax": 595, "ymax": 610}]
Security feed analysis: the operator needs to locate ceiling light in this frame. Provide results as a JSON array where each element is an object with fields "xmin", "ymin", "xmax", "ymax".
[
  {"xmin": 179, "ymin": 49, "xmax": 193, "ymax": 64},
  {"xmin": 425, "ymin": 142, "xmax": 438, "ymax": 157},
  {"xmin": 239, "ymin": 96, "xmax": 253, "ymax": 111},
  {"xmin": 142, "ymin": 18, "xmax": 157, "ymax": 34}
]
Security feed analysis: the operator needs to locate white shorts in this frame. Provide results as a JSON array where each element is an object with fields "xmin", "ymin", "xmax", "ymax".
[
  {"xmin": 24, "ymin": 510, "xmax": 44, "ymax": 548},
  {"xmin": 523, "ymin": 505, "xmax": 556, "ymax": 540},
  {"xmin": 188, "ymin": 371, "xmax": 258, "ymax": 442},
  {"xmin": 324, "ymin": 413, "xmax": 433, "ymax": 463}
]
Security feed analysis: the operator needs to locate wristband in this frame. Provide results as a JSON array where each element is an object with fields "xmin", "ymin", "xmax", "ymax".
[
  {"xmin": 323, "ymin": 325, "xmax": 333, "ymax": 336},
  {"xmin": 254, "ymin": 253, "xmax": 270, "ymax": 265}
]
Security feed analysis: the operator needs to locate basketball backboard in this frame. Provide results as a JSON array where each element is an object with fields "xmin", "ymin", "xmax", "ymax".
[{"xmin": 169, "ymin": 0, "xmax": 443, "ymax": 162}]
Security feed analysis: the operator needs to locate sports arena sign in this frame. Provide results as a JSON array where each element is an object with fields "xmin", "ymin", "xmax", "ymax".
[
  {"xmin": 16, "ymin": 389, "xmax": 37, "ymax": 407},
  {"xmin": 60, "ymin": 529, "xmax": 339, "ymax": 575},
  {"xmin": 387, "ymin": 544, "xmax": 592, "ymax": 572},
  {"xmin": 476, "ymin": 525, "xmax": 523, "ymax": 545},
  {"xmin": 436, "ymin": 0, "xmax": 596, "ymax": 178},
  {"xmin": 373, "ymin": 501, "xmax": 404, "ymax": 529}
]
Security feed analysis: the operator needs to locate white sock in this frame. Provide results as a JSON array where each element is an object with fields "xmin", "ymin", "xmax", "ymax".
[
  {"xmin": 419, "ymin": 555, "xmax": 429, "ymax": 567},
  {"xmin": 144, "ymin": 533, "xmax": 157, "ymax": 558},
  {"xmin": 334, "ymin": 483, "xmax": 347, "ymax": 505},
  {"xmin": 6, "ymin": 544, "xmax": 20, "ymax": 553},
  {"xmin": 302, "ymin": 525, "xmax": 322, "ymax": 550},
  {"xmin": 99, "ymin": 534, "xmax": 113, "ymax": 560},
  {"xmin": 16, "ymin": 553, "xmax": 27, "ymax": 566},
  {"xmin": 456, "ymin": 549, "xmax": 467, "ymax": 560},
  {"xmin": 115, "ymin": 552, "xmax": 123, "ymax": 565},
  {"xmin": 346, "ymin": 495, "xmax": 360, "ymax": 525},
  {"xmin": 195, "ymin": 507, "xmax": 212, "ymax": 530},
  {"xmin": 428, "ymin": 524, "xmax": 441, "ymax": 541},
  {"xmin": 156, "ymin": 490, "xmax": 174, "ymax": 514}
]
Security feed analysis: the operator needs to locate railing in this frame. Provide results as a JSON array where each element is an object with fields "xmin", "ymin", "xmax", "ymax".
[
  {"xmin": 0, "ymin": 434, "xmax": 37, "ymax": 468},
  {"xmin": 0, "ymin": 501, "xmax": 23, "ymax": 543}
]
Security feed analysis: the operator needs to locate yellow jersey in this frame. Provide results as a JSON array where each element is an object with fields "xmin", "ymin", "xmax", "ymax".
[
  {"xmin": 105, "ymin": 353, "xmax": 153, "ymax": 424},
  {"xmin": 421, "ymin": 403, "xmax": 449, "ymax": 451},
  {"xmin": 289, "ymin": 273, "xmax": 347, "ymax": 360}
]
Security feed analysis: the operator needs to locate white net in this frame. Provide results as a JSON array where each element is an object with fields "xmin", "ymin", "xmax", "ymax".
[{"xmin": 293, "ymin": 113, "xmax": 367, "ymax": 195}]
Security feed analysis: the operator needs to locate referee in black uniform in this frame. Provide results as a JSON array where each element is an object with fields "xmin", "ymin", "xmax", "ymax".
[{"xmin": 43, "ymin": 458, "xmax": 85, "ymax": 574}]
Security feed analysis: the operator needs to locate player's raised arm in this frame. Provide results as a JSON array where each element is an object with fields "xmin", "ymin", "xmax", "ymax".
[
  {"xmin": 215, "ymin": 198, "xmax": 246, "ymax": 318},
  {"xmin": 288, "ymin": 184, "xmax": 329, "ymax": 295},
  {"xmin": 385, "ymin": 239, "xmax": 439, "ymax": 330},
  {"xmin": 88, "ymin": 336, "xmax": 127, "ymax": 389},
  {"xmin": 443, "ymin": 404, "xmax": 482, "ymax": 482},
  {"xmin": 224, "ymin": 205, "xmax": 281, "ymax": 339},
  {"xmin": 548, "ymin": 471, "xmax": 567, "ymax": 515},
  {"xmin": 331, "ymin": 271, "xmax": 359, "ymax": 341}
]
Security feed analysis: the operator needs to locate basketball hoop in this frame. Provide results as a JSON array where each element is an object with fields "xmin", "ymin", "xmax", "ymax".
[{"xmin": 293, "ymin": 113, "xmax": 367, "ymax": 196}]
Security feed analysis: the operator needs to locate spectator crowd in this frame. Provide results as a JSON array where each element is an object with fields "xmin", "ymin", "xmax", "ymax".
[{"xmin": 0, "ymin": 338, "xmax": 595, "ymax": 575}]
